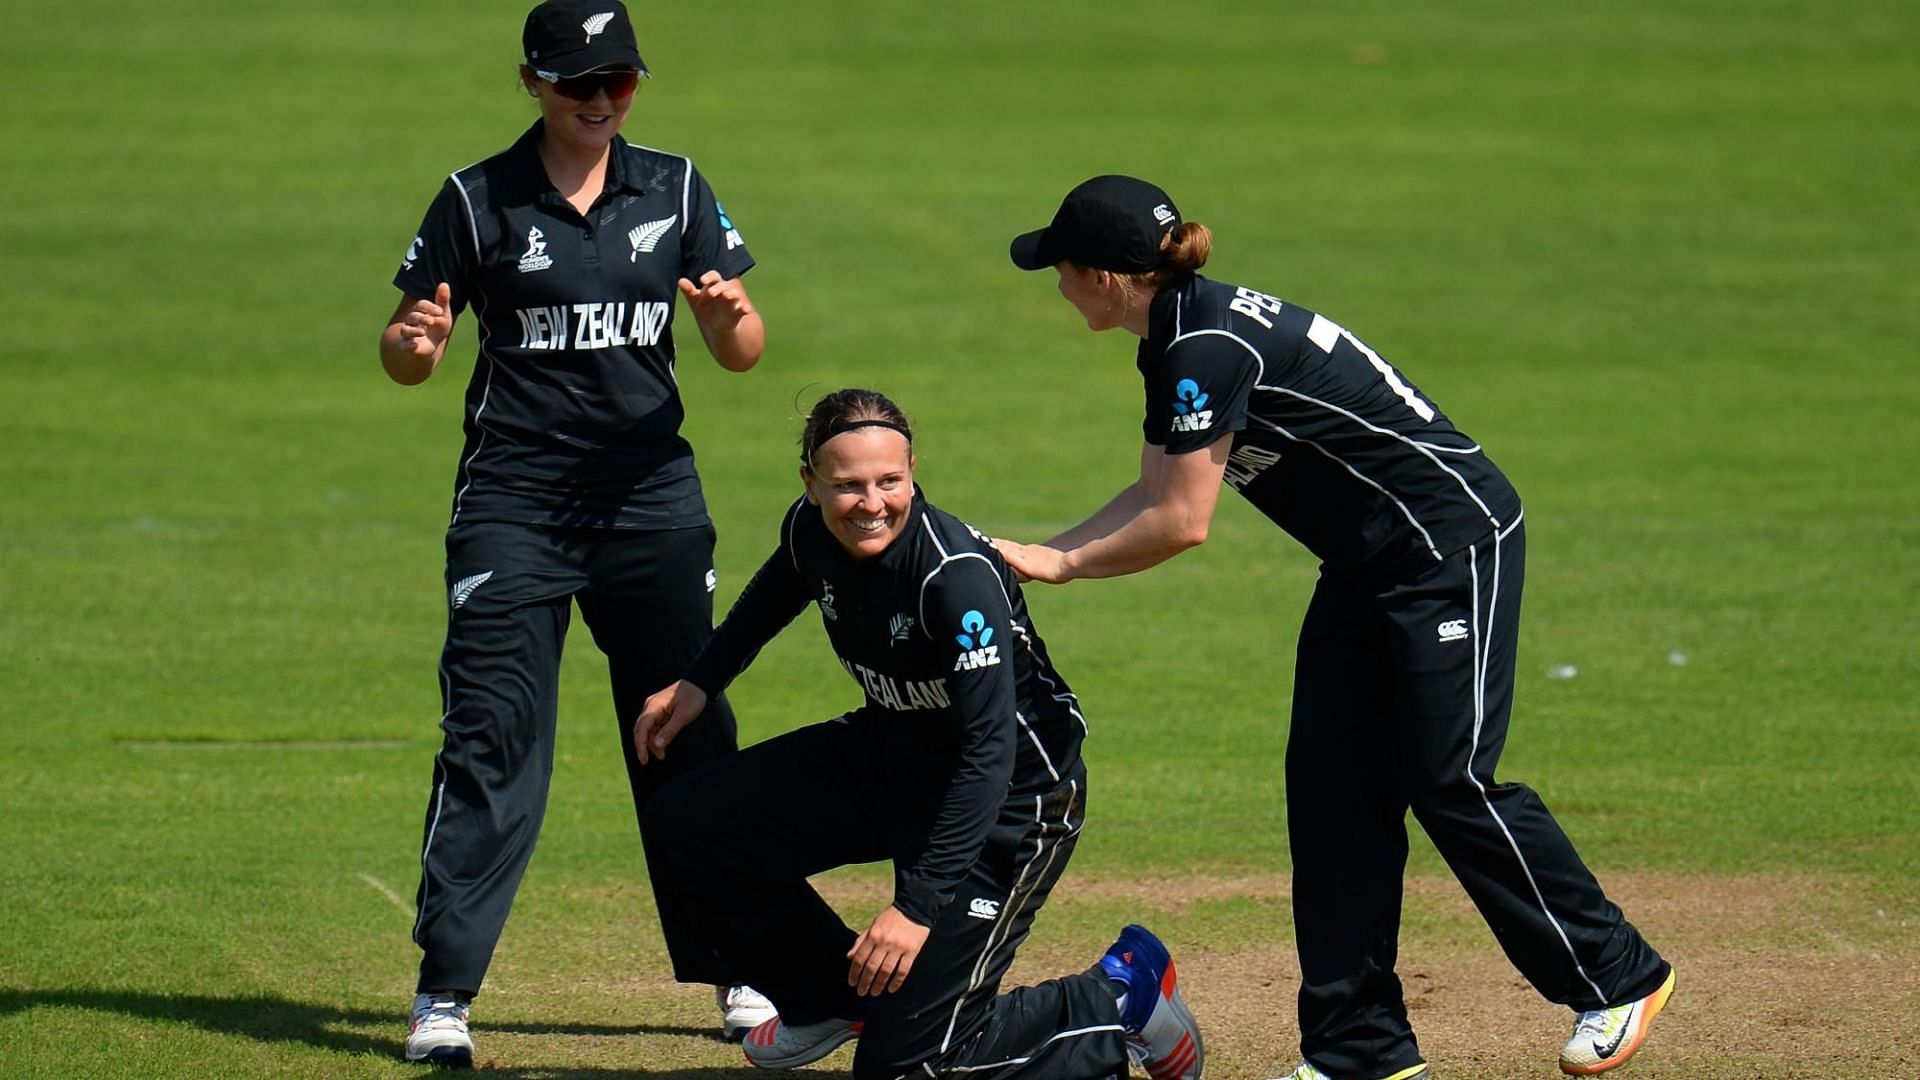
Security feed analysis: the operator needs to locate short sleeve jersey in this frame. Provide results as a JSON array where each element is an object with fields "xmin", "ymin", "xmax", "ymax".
[
  {"xmin": 393, "ymin": 122, "xmax": 754, "ymax": 529},
  {"xmin": 1140, "ymin": 275, "xmax": 1522, "ymax": 580},
  {"xmin": 685, "ymin": 489, "xmax": 1087, "ymax": 923}
]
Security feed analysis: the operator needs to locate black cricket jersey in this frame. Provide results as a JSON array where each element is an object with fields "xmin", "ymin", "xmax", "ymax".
[
  {"xmin": 1141, "ymin": 275, "xmax": 1522, "ymax": 581},
  {"xmin": 684, "ymin": 489, "xmax": 1088, "ymax": 925},
  {"xmin": 394, "ymin": 121, "xmax": 754, "ymax": 530}
]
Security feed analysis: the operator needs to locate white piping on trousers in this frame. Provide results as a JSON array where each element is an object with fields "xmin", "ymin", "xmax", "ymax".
[
  {"xmin": 1466, "ymin": 527, "xmax": 1606, "ymax": 1005},
  {"xmin": 937, "ymin": 782, "xmax": 1081, "ymax": 1055}
]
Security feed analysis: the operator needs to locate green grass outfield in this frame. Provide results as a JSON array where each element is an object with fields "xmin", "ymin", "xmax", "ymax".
[{"xmin": 2, "ymin": 0, "xmax": 1916, "ymax": 1076}]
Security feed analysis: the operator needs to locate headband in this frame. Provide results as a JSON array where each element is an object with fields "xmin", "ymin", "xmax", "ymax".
[{"xmin": 815, "ymin": 417, "xmax": 912, "ymax": 450}]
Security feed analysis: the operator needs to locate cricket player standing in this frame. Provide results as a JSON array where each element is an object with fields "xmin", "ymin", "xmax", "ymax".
[
  {"xmin": 377, "ymin": 0, "xmax": 773, "ymax": 1064},
  {"xmin": 996, "ymin": 175, "xmax": 1675, "ymax": 1080}
]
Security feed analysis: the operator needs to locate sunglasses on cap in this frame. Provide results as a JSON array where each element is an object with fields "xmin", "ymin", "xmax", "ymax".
[{"xmin": 537, "ymin": 68, "xmax": 641, "ymax": 101}]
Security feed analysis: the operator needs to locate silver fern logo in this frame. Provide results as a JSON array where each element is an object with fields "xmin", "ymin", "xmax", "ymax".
[
  {"xmin": 582, "ymin": 12, "xmax": 615, "ymax": 40},
  {"xmin": 628, "ymin": 215, "xmax": 677, "ymax": 260},
  {"xmin": 451, "ymin": 571, "xmax": 494, "ymax": 609}
]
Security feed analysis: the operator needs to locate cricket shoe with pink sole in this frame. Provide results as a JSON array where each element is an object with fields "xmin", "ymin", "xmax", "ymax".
[
  {"xmin": 1559, "ymin": 967, "xmax": 1677, "ymax": 1075},
  {"xmin": 1101, "ymin": 924, "xmax": 1205, "ymax": 1080}
]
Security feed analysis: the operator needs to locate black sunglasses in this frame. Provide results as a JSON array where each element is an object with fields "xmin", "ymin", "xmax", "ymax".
[{"xmin": 544, "ymin": 68, "xmax": 641, "ymax": 102}]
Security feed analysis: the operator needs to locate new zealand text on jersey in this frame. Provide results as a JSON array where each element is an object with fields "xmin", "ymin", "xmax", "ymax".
[
  {"xmin": 841, "ymin": 658, "xmax": 951, "ymax": 711},
  {"xmin": 515, "ymin": 301, "xmax": 672, "ymax": 350},
  {"xmin": 1225, "ymin": 443, "xmax": 1282, "ymax": 490}
]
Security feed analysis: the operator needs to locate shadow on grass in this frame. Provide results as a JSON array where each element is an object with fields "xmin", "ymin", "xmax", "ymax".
[{"xmin": 0, "ymin": 988, "xmax": 850, "ymax": 1077}]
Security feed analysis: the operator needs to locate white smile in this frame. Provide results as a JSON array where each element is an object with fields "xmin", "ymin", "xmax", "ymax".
[{"xmin": 849, "ymin": 517, "xmax": 888, "ymax": 533}]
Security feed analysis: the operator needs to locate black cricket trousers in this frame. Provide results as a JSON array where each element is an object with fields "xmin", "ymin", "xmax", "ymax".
[
  {"xmin": 642, "ymin": 717, "xmax": 1130, "ymax": 1080},
  {"xmin": 412, "ymin": 521, "xmax": 739, "ymax": 995},
  {"xmin": 1287, "ymin": 518, "xmax": 1670, "ymax": 1078}
]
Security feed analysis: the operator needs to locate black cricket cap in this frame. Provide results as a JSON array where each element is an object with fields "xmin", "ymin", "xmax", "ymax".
[
  {"xmin": 1009, "ymin": 175, "xmax": 1182, "ymax": 272},
  {"xmin": 523, "ymin": 0, "xmax": 648, "ymax": 79}
]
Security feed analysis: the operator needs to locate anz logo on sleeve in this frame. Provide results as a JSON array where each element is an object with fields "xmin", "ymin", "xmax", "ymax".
[
  {"xmin": 1170, "ymin": 378, "xmax": 1214, "ymax": 433},
  {"xmin": 953, "ymin": 609, "xmax": 1001, "ymax": 671},
  {"xmin": 716, "ymin": 202, "xmax": 745, "ymax": 251}
]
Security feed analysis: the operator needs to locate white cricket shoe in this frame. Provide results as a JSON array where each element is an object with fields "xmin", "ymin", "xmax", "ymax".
[
  {"xmin": 405, "ymin": 992, "xmax": 472, "ymax": 1068},
  {"xmin": 1274, "ymin": 1063, "xmax": 1428, "ymax": 1080},
  {"xmin": 741, "ymin": 1013, "xmax": 864, "ymax": 1069},
  {"xmin": 1559, "ymin": 968, "xmax": 1676, "ymax": 1075},
  {"xmin": 718, "ymin": 984, "xmax": 779, "ymax": 1041}
]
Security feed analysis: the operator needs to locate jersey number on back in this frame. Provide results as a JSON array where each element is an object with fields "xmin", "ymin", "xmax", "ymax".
[
  {"xmin": 1305, "ymin": 311, "xmax": 1435, "ymax": 421},
  {"xmin": 1231, "ymin": 288, "xmax": 1436, "ymax": 421}
]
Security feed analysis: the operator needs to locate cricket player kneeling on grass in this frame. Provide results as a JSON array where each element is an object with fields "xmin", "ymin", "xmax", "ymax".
[{"xmin": 635, "ymin": 389, "xmax": 1206, "ymax": 1079}]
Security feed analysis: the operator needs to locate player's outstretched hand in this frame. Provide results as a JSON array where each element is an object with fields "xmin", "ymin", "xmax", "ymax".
[
  {"xmin": 678, "ymin": 271, "xmax": 753, "ymax": 331},
  {"xmin": 992, "ymin": 538, "xmax": 1072, "ymax": 585},
  {"xmin": 847, "ymin": 905, "xmax": 929, "ymax": 997},
  {"xmin": 633, "ymin": 679, "xmax": 709, "ymax": 764},
  {"xmin": 397, "ymin": 283, "xmax": 454, "ymax": 358}
]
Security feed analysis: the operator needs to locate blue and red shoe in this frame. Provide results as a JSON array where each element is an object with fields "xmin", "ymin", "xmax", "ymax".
[{"xmin": 1101, "ymin": 924, "xmax": 1205, "ymax": 1080}]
